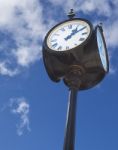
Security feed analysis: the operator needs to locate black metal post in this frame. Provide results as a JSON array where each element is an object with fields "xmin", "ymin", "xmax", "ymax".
[{"xmin": 63, "ymin": 88, "xmax": 78, "ymax": 150}]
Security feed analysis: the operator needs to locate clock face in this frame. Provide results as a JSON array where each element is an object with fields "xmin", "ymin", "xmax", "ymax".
[
  {"xmin": 97, "ymin": 27, "xmax": 108, "ymax": 72},
  {"xmin": 47, "ymin": 20, "xmax": 91, "ymax": 51}
]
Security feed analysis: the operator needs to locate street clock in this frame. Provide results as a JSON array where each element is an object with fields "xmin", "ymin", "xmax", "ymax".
[
  {"xmin": 43, "ymin": 12, "xmax": 109, "ymax": 90},
  {"xmin": 42, "ymin": 10, "xmax": 109, "ymax": 150}
]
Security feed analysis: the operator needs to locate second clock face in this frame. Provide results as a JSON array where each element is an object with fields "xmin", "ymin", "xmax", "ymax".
[
  {"xmin": 96, "ymin": 27, "xmax": 108, "ymax": 72},
  {"xmin": 47, "ymin": 20, "xmax": 91, "ymax": 51}
]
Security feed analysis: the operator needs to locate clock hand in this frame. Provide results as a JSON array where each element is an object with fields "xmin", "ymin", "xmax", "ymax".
[
  {"xmin": 64, "ymin": 34, "xmax": 72, "ymax": 41},
  {"xmin": 72, "ymin": 26, "xmax": 87, "ymax": 34},
  {"xmin": 65, "ymin": 26, "xmax": 87, "ymax": 41},
  {"xmin": 64, "ymin": 27, "xmax": 78, "ymax": 40},
  {"xmin": 71, "ymin": 27, "xmax": 78, "ymax": 33}
]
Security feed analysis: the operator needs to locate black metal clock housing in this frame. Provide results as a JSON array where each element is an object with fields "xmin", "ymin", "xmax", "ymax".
[{"xmin": 43, "ymin": 18, "xmax": 109, "ymax": 90}]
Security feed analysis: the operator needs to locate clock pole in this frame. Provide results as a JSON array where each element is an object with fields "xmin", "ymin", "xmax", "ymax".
[
  {"xmin": 63, "ymin": 88, "xmax": 78, "ymax": 150},
  {"xmin": 63, "ymin": 65, "xmax": 84, "ymax": 150}
]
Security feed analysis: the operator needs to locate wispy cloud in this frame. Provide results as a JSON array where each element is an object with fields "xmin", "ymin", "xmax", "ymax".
[
  {"xmin": 1, "ymin": 97, "xmax": 31, "ymax": 136},
  {"xmin": 0, "ymin": 0, "xmax": 51, "ymax": 75},
  {"xmin": 0, "ymin": 61, "xmax": 19, "ymax": 76},
  {"xmin": 109, "ymin": 65, "xmax": 117, "ymax": 75},
  {"xmin": 9, "ymin": 97, "xmax": 30, "ymax": 136},
  {"xmin": 12, "ymin": 46, "xmax": 42, "ymax": 67}
]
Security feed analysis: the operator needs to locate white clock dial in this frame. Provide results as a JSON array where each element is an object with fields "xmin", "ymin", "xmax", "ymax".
[
  {"xmin": 47, "ymin": 20, "xmax": 91, "ymax": 51},
  {"xmin": 97, "ymin": 27, "xmax": 108, "ymax": 72}
]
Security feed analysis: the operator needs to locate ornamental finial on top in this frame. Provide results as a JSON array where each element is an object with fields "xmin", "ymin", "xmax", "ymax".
[{"xmin": 67, "ymin": 9, "xmax": 75, "ymax": 19}]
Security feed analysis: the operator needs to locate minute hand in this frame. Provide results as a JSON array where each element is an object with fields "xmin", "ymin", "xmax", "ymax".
[
  {"xmin": 65, "ymin": 26, "xmax": 87, "ymax": 41},
  {"xmin": 72, "ymin": 26, "xmax": 87, "ymax": 34}
]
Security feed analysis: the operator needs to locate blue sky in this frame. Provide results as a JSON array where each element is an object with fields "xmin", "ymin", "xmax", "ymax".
[{"xmin": 0, "ymin": 0, "xmax": 118, "ymax": 150}]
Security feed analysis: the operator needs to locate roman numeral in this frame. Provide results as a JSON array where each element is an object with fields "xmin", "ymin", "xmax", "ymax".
[
  {"xmin": 51, "ymin": 39, "xmax": 57, "ymax": 42},
  {"xmin": 52, "ymin": 43, "xmax": 58, "ymax": 48},
  {"xmin": 60, "ymin": 28, "xmax": 65, "ymax": 32},
  {"xmin": 68, "ymin": 25, "xmax": 72, "ymax": 29},
  {"xmin": 58, "ymin": 46, "xmax": 62, "ymax": 50},
  {"xmin": 82, "ymin": 32, "xmax": 88, "ymax": 35},
  {"xmin": 54, "ymin": 33, "xmax": 60, "ymax": 36},
  {"xmin": 79, "ymin": 38, "xmax": 85, "ymax": 41}
]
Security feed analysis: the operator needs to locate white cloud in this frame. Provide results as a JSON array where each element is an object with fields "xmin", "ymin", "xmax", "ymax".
[
  {"xmin": 0, "ymin": 0, "xmax": 50, "ymax": 74},
  {"xmin": 9, "ymin": 97, "xmax": 30, "ymax": 136},
  {"xmin": 76, "ymin": 0, "xmax": 112, "ymax": 16},
  {"xmin": 105, "ymin": 21, "xmax": 118, "ymax": 48},
  {"xmin": 0, "ymin": 61, "xmax": 19, "ymax": 76},
  {"xmin": 13, "ymin": 46, "xmax": 42, "ymax": 67},
  {"xmin": 109, "ymin": 65, "xmax": 117, "ymax": 75},
  {"xmin": 51, "ymin": 0, "xmax": 113, "ymax": 16}
]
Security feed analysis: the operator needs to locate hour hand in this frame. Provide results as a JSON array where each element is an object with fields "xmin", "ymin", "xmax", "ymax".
[
  {"xmin": 72, "ymin": 27, "xmax": 78, "ymax": 34},
  {"xmin": 64, "ymin": 34, "xmax": 72, "ymax": 41},
  {"xmin": 64, "ymin": 29, "xmax": 77, "ymax": 41}
]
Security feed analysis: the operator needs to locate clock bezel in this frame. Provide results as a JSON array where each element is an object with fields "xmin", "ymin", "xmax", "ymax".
[
  {"xmin": 43, "ymin": 18, "xmax": 93, "ymax": 53},
  {"xmin": 96, "ymin": 25, "xmax": 109, "ymax": 73}
]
